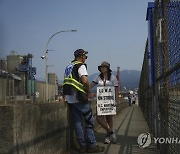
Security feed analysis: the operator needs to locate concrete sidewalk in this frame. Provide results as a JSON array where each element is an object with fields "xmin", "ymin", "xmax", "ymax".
[{"xmin": 94, "ymin": 104, "xmax": 160, "ymax": 154}]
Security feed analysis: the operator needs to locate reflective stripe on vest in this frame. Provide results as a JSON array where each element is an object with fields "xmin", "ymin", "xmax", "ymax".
[
  {"xmin": 63, "ymin": 61, "xmax": 86, "ymax": 94},
  {"xmin": 63, "ymin": 78, "xmax": 86, "ymax": 93}
]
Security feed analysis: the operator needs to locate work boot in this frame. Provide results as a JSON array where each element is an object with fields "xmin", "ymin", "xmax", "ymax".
[
  {"xmin": 87, "ymin": 145, "xmax": 105, "ymax": 153},
  {"xmin": 79, "ymin": 146, "xmax": 86, "ymax": 153}
]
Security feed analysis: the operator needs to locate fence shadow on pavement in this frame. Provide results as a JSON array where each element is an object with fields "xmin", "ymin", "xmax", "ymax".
[{"xmin": 94, "ymin": 105, "xmax": 160, "ymax": 154}]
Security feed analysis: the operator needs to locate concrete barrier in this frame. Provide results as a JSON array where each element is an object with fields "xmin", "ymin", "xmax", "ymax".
[
  {"xmin": 0, "ymin": 99, "xmax": 128, "ymax": 154},
  {"xmin": 0, "ymin": 103, "xmax": 69, "ymax": 154}
]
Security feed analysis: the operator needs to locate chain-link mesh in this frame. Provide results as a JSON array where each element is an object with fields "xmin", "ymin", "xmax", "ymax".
[{"xmin": 139, "ymin": 0, "xmax": 180, "ymax": 153}]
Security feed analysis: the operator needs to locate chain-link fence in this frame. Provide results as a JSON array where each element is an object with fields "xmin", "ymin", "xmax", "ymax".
[{"xmin": 139, "ymin": 0, "xmax": 180, "ymax": 153}]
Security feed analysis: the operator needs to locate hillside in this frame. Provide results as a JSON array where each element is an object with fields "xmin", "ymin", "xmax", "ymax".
[{"xmin": 88, "ymin": 70, "xmax": 141, "ymax": 91}]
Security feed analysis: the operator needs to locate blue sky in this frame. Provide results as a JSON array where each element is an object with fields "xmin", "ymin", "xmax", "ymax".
[{"xmin": 0, "ymin": 0, "xmax": 153, "ymax": 80}]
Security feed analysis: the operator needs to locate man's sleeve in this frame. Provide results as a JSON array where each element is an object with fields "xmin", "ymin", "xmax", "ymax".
[{"xmin": 78, "ymin": 65, "xmax": 88, "ymax": 77}]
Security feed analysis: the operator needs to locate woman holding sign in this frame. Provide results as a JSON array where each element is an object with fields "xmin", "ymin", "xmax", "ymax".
[{"xmin": 90, "ymin": 61, "xmax": 119, "ymax": 144}]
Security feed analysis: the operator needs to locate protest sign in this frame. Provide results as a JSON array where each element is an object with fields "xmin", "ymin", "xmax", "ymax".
[{"xmin": 96, "ymin": 86, "xmax": 116, "ymax": 115}]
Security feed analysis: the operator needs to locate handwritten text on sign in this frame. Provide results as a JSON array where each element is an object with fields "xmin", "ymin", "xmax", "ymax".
[{"xmin": 97, "ymin": 86, "xmax": 116, "ymax": 115}]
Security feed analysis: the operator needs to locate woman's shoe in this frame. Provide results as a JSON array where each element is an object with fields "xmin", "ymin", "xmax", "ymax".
[
  {"xmin": 104, "ymin": 135, "xmax": 111, "ymax": 144},
  {"xmin": 110, "ymin": 130, "xmax": 117, "ymax": 144}
]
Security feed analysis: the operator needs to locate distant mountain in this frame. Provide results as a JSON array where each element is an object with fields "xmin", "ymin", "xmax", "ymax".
[
  {"xmin": 54, "ymin": 69, "xmax": 141, "ymax": 91},
  {"xmin": 119, "ymin": 70, "xmax": 140, "ymax": 90},
  {"xmin": 88, "ymin": 69, "xmax": 141, "ymax": 91}
]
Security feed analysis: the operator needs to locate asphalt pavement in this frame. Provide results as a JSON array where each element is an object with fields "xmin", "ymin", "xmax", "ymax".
[{"xmin": 93, "ymin": 103, "xmax": 160, "ymax": 154}]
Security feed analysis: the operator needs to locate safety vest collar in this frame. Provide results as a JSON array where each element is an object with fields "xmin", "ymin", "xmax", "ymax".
[{"xmin": 72, "ymin": 60, "xmax": 83, "ymax": 65}]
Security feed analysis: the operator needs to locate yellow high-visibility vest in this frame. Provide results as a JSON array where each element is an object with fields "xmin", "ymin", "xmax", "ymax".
[{"xmin": 63, "ymin": 61, "xmax": 86, "ymax": 94}]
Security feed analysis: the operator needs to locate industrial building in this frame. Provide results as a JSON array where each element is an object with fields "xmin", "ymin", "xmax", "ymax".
[{"xmin": 0, "ymin": 51, "xmax": 58, "ymax": 104}]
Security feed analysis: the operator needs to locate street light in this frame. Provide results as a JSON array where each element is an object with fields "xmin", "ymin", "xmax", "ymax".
[{"xmin": 42, "ymin": 30, "xmax": 77, "ymax": 102}]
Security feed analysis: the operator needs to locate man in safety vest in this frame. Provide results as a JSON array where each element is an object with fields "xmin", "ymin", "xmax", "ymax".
[{"xmin": 63, "ymin": 49, "xmax": 105, "ymax": 153}]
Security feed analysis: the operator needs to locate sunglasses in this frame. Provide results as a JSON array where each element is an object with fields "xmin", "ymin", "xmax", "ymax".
[
  {"xmin": 82, "ymin": 55, "xmax": 87, "ymax": 59},
  {"xmin": 81, "ymin": 53, "xmax": 88, "ymax": 59}
]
